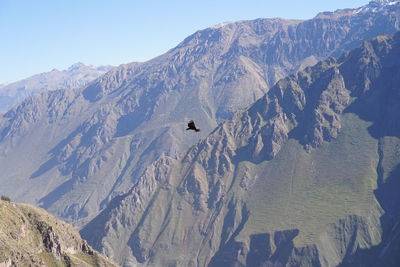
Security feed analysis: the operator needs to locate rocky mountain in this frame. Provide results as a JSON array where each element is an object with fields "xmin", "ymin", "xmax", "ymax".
[
  {"xmin": 0, "ymin": 199, "xmax": 117, "ymax": 266},
  {"xmin": 81, "ymin": 32, "xmax": 400, "ymax": 266},
  {"xmin": 0, "ymin": 62, "xmax": 113, "ymax": 112},
  {"xmin": 0, "ymin": 0, "xmax": 400, "ymax": 230}
]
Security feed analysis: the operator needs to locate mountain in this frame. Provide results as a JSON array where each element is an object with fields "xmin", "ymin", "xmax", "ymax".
[
  {"xmin": 81, "ymin": 32, "xmax": 400, "ymax": 266},
  {"xmin": 0, "ymin": 1, "xmax": 400, "ymax": 229},
  {"xmin": 0, "ymin": 199, "xmax": 117, "ymax": 266},
  {"xmin": 0, "ymin": 62, "xmax": 113, "ymax": 112}
]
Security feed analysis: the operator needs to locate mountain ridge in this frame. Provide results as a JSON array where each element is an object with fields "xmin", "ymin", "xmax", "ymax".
[
  {"xmin": 0, "ymin": 63, "xmax": 114, "ymax": 112},
  {"xmin": 1, "ymin": 0, "xmax": 399, "ymax": 231},
  {"xmin": 81, "ymin": 32, "xmax": 400, "ymax": 266}
]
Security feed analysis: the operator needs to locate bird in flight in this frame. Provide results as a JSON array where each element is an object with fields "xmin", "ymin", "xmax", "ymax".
[{"xmin": 186, "ymin": 120, "xmax": 200, "ymax": 132}]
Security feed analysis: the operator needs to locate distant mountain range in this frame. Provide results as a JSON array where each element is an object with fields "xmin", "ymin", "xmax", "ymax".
[
  {"xmin": 1, "ymin": 1, "xmax": 400, "ymax": 266},
  {"xmin": 0, "ymin": 63, "xmax": 113, "ymax": 112}
]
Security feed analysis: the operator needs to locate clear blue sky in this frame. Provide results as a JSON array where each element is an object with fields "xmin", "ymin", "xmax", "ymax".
[{"xmin": 0, "ymin": 0, "xmax": 370, "ymax": 84}]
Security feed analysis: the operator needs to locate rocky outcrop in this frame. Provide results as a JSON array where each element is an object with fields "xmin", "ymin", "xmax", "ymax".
[{"xmin": 0, "ymin": 199, "xmax": 117, "ymax": 266}]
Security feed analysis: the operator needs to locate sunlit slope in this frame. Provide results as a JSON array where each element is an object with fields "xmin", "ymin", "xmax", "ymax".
[
  {"xmin": 243, "ymin": 113, "xmax": 379, "ymax": 245},
  {"xmin": 0, "ymin": 200, "xmax": 117, "ymax": 266}
]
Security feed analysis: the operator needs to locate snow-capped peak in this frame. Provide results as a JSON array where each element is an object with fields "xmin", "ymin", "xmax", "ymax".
[
  {"xmin": 354, "ymin": 0, "xmax": 399, "ymax": 14},
  {"xmin": 373, "ymin": 0, "xmax": 398, "ymax": 4},
  {"xmin": 68, "ymin": 62, "xmax": 86, "ymax": 71},
  {"xmin": 210, "ymin": 21, "xmax": 234, "ymax": 29}
]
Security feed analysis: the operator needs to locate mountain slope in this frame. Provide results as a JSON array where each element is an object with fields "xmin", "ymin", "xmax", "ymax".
[
  {"xmin": 0, "ymin": 199, "xmax": 117, "ymax": 266},
  {"xmin": 0, "ymin": 63, "xmax": 113, "ymax": 112},
  {"xmin": 81, "ymin": 33, "xmax": 400, "ymax": 266},
  {"xmin": 1, "ymin": 1, "xmax": 400, "ymax": 228}
]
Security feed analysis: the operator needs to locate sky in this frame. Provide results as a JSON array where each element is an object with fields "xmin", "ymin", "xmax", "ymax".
[{"xmin": 0, "ymin": 0, "xmax": 370, "ymax": 84}]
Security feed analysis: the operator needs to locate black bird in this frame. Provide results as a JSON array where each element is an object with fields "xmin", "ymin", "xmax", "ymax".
[{"xmin": 186, "ymin": 120, "xmax": 200, "ymax": 132}]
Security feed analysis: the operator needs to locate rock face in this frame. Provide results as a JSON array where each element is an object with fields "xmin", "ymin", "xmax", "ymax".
[
  {"xmin": 0, "ymin": 199, "xmax": 117, "ymax": 266},
  {"xmin": 0, "ymin": 62, "xmax": 113, "ymax": 112},
  {"xmin": 81, "ymin": 33, "xmax": 400, "ymax": 266},
  {"xmin": 1, "ymin": 1, "xmax": 400, "ymax": 229}
]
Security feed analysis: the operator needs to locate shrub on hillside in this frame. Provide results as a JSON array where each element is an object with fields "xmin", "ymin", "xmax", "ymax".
[{"xmin": 1, "ymin": 195, "xmax": 11, "ymax": 202}]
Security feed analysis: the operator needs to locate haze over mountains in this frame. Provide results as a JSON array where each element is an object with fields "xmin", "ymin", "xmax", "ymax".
[
  {"xmin": 1, "ymin": 1, "xmax": 400, "ymax": 266},
  {"xmin": 0, "ymin": 63, "xmax": 113, "ymax": 112}
]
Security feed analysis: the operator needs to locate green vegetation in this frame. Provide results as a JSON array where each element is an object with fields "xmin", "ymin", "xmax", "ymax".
[
  {"xmin": 1, "ymin": 195, "xmax": 10, "ymax": 202},
  {"xmin": 241, "ymin": 113, "xmax": 382, "ymax": 246},
  {"xmin": 37, "ymin": 253, "xmax": 68, "ymax": 267},
  {"xmin": 69, "ymin": 253, "xmax": 100, "ymax": 266}
]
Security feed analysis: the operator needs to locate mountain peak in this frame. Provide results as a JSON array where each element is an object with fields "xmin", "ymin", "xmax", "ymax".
[
  {"xmin": 67, "ymin": 62, "xmax": 86, "ymax": 71},
  {"xmin": 369, "ymin": 0, "xmax": 399, "ymax": 5},
  {"xmin": 357, "ymin": 0, "xmax": 400, "ymax": 13},
  {"xmin": 0, "ymin": 62, "xmax": 113, "ymax": 111},
  {"xmin": 315, "ymin": 0, "xmax": 399, "ymax": 19}
]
